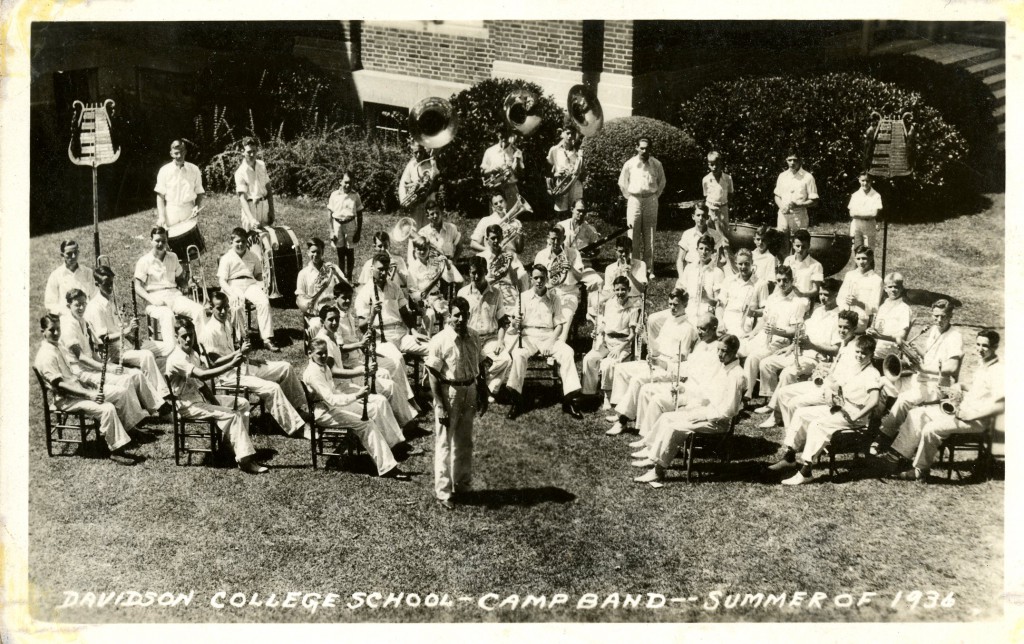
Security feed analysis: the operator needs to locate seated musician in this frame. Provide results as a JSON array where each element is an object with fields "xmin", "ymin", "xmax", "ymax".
[
  {"xmin": 354, "ymin": 252, "xmax": 429, "ymax": 358},
  {"xmin": 200, "ymin": 291, "xmax": 308, "ymax": 437},
  {"xmin": 504, "ymin": 264, "xmax": 585, "ymax": 421},
  {"xmin": 318, "ymin": 291, "xmax": 419, "ymax": 427},
  {"xmin": 872, "ymin": 298, "xmax": 964, "ymax": 454},
  {"xmin": 632, "ymin": 334, "xmax": 746, "ymax": 485},
  {"xmin": 471, "ymin": 193, "xmax": 524, "ymax": 255},
  {"xmin": 676, "ymin": 234, "xmax": 725, "ymax": 321},
  {"xmin": 296, "ymin": 237, "xmax": 348, "ymax": 339},
  {"xmin": 34, "ymin": 315, "xmax": 133, "ymax": 456},
  {"xmin": 133, "ymin": 226, "xmax": 207, "ymax": 345},
  {"xmin": 87, "ymin": 266, "xmax": 172, "ymax": 403},
  {"xmin": 60, "ymin": 289, "xmax": 161, "ymax": 424},
  {"xmin": 600, "ymin": 237, "xmax": 647, "ymax": 304},
  {"xmin": 782, "ymin": 229, "xmax": 823, "ymax": 305},
  {"xmin": 44, "ymin": 239, "xmax": 97, "ymax": 316},
  {"xmin": 217, "ymin": 227, "xmax": 279, "ymax": 351},
  {"xmin": 865, "ymin": 271, "xmax": 912, "ymax": 362},
  {"xmin": 357, "ymin": 231, "xmax": 410, "ymax": 289},
  {"xmin": 165, "ymin": 319, "xmax": 267, "ymax": 474},
  {"xmin": 773, "ymin": 335, "xmax": 882, "ymax": 486},
  {"xmin": 605, "ymin": 288, "xmax": 699, "ymax": 436},
  {"xmin": 716, "ymin": 249, "xmax": 767, "ymax": 350},
  {"xmin": 753, "ymin": 277, "xmax": 841, "ymax": 419},
  {"xmin": 302, "ymin": 338, "xmax": 410, "ymax": 480},
  {"xmin": 742, "ymin": 265, "xmax": 809, "ymax": 405},
  {"xmin": 629, "ymin": 314, "xmax": 723, "ymax": 444},
  {"xmin": 582, "ymin": 276, "xmax": 639, "ymax": 410},
  {"xmin": 480, "ymin": 127, "xmax": 525, "ymax": 207},
  {"xmin": 458, "ymin": 257, "xmax": 513, "ymax": 401},
  {"xmin": 676, "ymin": 206, "xmax": 727, "ymax": 274},
  {"xmin": 837, "ymin": 246, "xmax": 883, "ymax": 332},
  {"xmin": 559, "ymin": 200, "xmax": 605, "ymax": 321},
  {"xmin": 409, "ymin": 237, "xmax": 463, "ymax": 336},
  {"xmin": 750, "ymin": 225, "xmax": 779, "ymax": 292},
  {"xmin": 534, "ymin": 225, "xmax": 587, "ymax": 343},
  {"xmin": 888, "ymin": 329, "xmax": 1003, "ymax": 482},
  {"xmin": 478, "ymin": 224, "xmax": 527, "ymax": 312},
  {"xmin": 759, "ymin": 309, "xmax": 859, "ymax": 431},
  {"xmin": 411, "ymin": 200, "xmax": 463, "ymax": 268}
]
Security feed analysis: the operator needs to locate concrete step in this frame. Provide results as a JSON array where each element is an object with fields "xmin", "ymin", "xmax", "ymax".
[
  {"xmin": 983, "ymin": 73, "xmax": 1006, "ymax": 91},
  {"xmin": 993, "ymin": 87, "xmax": 1005, "ymax": 107},
  {"xmin": 966, "ymin": 57, "xmax": 1005, "ymax": 76},
  {"xmin": 870, "ymin": 39, "xmax": 933, "ymax": 56},
  {"xmin": 912, "ymin": 44, "xmax": 1001, "ymax": 68},
  {"xmin": 994, "ymin": 105, "xmax": 1005, "ymax": 120}
]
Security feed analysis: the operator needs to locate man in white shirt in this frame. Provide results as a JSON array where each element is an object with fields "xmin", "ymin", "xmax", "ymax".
[
  {"xmin": 154, "ymin": 139, "xmax": 205, "ymax": 259},
  {"xmin": 355, "ymin": 253, "xmax": 430, "ymax": 358},
  {"xmin": 632, "ymin": 335, "xmax": 746, "ymax": 485},
  {"xmin": 702, "ymin": 150, "xmax": 734, "ymax": 230},
  {"xmin": 601, "ymin": 237, "xmax": 647, "ymax": 305},
  {"xmin": 398, "ymin": 139, "xmax": 437, "ymax": 230},
  {"xmin": 44, "ymin": 239, "xmax": 97, "ymax": 316},
  {"xmin": 716, "ymin": 249, "xmax": 768, "ymax": 346},
  {"xmin": 582, "ymin": 276, "xmax": 639, "ymax": 408},
  {"xmin": 848, "ymin": 172, "xmax": 883, "ymax": 249},
  {"xmin": 235, "ymin": 137, "xmax": 275, "ymax": 230},
  {"xmin": 534, "ymin": 225, "xmax": 587, "ymax": 342},
  {"xmin": 547, "ymin": 127, "xmax": 584, "ymax": 216},
  {"xmin": 618, "ymin": 137, "xmax": 666, "ymax": 277},
  {"xmin": 217, "ymin": 227, "xmax": 279, "ymax": 351},
  {"xmin": 296, "ymin": 237, "xmax": 349, "ymax": 339},
  {"xmin": 413, "ymin": 200, "xmax": 463, "ymax": 267},
  {"xmin": 742, "ymin": 265, "xmax": 809, "ymax": 403},
  {"xmin": 458, "ymin": 257, "xmax": 512, "ymax": 399},
  {"xmin": 676, "ymin": 206, "xmax": 727, "ymax": 274},
  {"xmin": 774, "ymin": 149, "xmax": 818, "ymax": 231},
  {"xmin": 133, "ymin": 226, "xmax": 207, "ymax": 346},
  {"xmin": 470, "ymin": 193, "xmax": 523, "ymax": 255},
  {"xmin": 782, "ymin": 229, "xmax": 824, "ymax": 305},
  {"xmin": 480, "ymin": 128, "xmax": 526, "ymax": 208},
  {"xmin": 676, "ymin": 234, "xmax": 725, "ymax": 322}
]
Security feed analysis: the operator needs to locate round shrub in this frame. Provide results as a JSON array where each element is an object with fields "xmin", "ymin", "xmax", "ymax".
[
  {"xmin": 581, "ymin": 116, "xmax": 702, "ymax": 224},
  {"xmin": 434, "ymin": 78, "xmax": 567, "ymax": 218},
  {"xmin": 203, "ymin": 126, "xmax": 406, "ymax": 212},
  {"xmin": 677, "ymin": 72, "xmax": 972, "ymax": 223}
]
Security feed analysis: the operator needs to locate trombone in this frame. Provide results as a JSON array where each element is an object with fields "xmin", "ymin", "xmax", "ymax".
[{"xmin": 185, "ymin": 244, "xmax": 209, "ymax": 305}]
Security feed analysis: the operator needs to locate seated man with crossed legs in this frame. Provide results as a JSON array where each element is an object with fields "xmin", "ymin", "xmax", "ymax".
[
  {"xmin": 582, "ymin": 276, "xmax": 639, "ymax": 410},
  {"xmin": 200, "ymin": 291, "xmax": 308, "ymax": 437},
  {"xmin": 504, "ymin": 264, "xmax": 585, "ymax": 420},
  {"xmin": 217, "ymin": 227, "xmax": 280, "ymax": 351},
  {"xmin": 632, "ymin": 334, "xmax": 746, "ymax": 485},
  {"xmin": 133, "ymin": 226, "xmax": 207, "ymax": 354}
]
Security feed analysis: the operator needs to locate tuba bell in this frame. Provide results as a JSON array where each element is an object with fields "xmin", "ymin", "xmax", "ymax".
[
  {"xmin": 567, "ymin": 84, "xmax": 604, "ymax": 137},
  {"xmin": 504, "ymin": 89, "xmax": 542, "ymax": 137},
  {"xmin": 409, "ymin": 97, "xmax": 458, "ymax": 150},
  {"xmin": 390, "ymin": 217, "xmax": 420, "ymax": 244}
]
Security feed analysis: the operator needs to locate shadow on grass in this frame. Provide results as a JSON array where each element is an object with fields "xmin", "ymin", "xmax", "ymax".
[
  {"xmin": 905, "ymin": 288, "xmax": 962, "ymax": 309},
  {"xmin": 459, "ymin": 486, "xmax": 576, "ymax": 508}
]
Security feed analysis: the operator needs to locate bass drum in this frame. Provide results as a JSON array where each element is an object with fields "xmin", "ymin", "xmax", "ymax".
[{"xmin": 252, "ymin": 225, "xmax": 302, "ymax": 302}]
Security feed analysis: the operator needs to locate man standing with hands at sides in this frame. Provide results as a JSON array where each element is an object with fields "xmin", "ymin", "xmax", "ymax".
[
  {"xmin": 774, "ymin": 149, "xmax": 818, "ymax": 232},
  {"xmin": 702, "ymin": 151, "xmax": 734, "ymax": 230},
  {"xmin": 326, "ymin": 171, "xmax": 364, "ymax": 280},
  {"xmin": 505, "ymin": 264, "xmax": 585, "ymax": 421},
  {"xmin": 155, "ymin": 139, "xmax": 205, "ymax": 260},
  {"xmin": 235, "ymin": 137, "xmax": 275, "ymax": 231},
  {"xmin": 399, "ymin": 139, "xmax": 437, "ymax": 230},
  {"xmin": 481, "ymin": 128, "xmax": 527, "ymax": 208},
  {"xmin": 427, "ymin": 297, "xmax": 491, "ymax": 510},
  {"xmin": 547, "ymin": 128, "xmax": 584, "ymax": 218},
  {"xmin": 618, "ymin": 137, "xmax": 666, "ymax": 278},
  {"xmin": 848, "ymin": 171, "xmax": 883, "ymax": 249},
  {"xmin": 458, "ymin": 257, "xmax": 513, "ymax": 401},
  {"xmin": 218, "ymin": 227, "xmax": 280, "ymax": 352}
]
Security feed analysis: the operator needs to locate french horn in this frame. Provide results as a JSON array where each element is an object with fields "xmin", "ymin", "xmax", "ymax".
[
  {"xmin": 547, "ymin": 252, "xmax": 570, "ymax": 287},
  {"xmin": 504, "ymin": 89, "xmax": 542, "ymax": 137},
  {"xmin": 409, "ymin": 96, "xmax": 458, "ymax": 150}
]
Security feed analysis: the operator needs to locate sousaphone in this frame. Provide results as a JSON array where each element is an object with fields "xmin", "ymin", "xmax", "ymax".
[
  {"xmin": 567, "ymin": 84, "xmax": 604, "ymax": 137},
  {"xmin": 409, "ymin": 96, "xmax": 458, "ymax": 149},
  {"xmin": 504, "ymin": 89, "xmax": 543, "ymax": 137}
]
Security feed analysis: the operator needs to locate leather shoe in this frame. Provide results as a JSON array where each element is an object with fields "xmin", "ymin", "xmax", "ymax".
[
  {"xmin": 895, "ymin": 468, "xmax": 928, "ymax": 482},
  {"xmin": 506, "ymin": 404, "xmax": 522, "ymax": 420},
  {"xmin": 437, "ymin": 498, "xmax": 456, "ymax": 511},
  {"xmin": 564, "ymin": 401, "xmax": 584, "ymax": 420},
  {"xmin": 381, "ymin": 467, "xmax": 411, "ymax": 481},
  {"xmin": 767, "ymin": 458, "xmax": 797, "ymax": 472},
  {"xmin": 264, "ymin": 339, "xmax": 282, "ymax": 352}
]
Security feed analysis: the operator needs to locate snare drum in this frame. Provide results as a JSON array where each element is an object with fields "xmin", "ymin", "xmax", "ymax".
[
  {"xmin": 252, "ymin": 225, "xmax": 302, "ymax": 301},
  {"xmin": 167, "ymin": 219, "xmax": 205, "ymax": 260}
]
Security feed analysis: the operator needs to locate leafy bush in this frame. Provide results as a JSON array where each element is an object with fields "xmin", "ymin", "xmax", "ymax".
[
  {"xmin": 677, "ymin": 72, "xmax": 972, "ymax": 223},
  {"xmin": 580, "ymin": 116, "xmax": 702, "ymax": 223},
  {"xmin": 434, "ymin": 78, "xmax": 566, "ymax": 217},
  {"xmin": 203, "ymin": 125, "xmax": 406, "ymax": 212},
  {"xmin": 826, "ymin": 54, "xmax": 1000, "ymax": 186}
]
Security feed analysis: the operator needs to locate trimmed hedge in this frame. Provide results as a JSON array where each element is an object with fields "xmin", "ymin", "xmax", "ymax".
[
  {"xmin": 434, "ymin": 78, "xmax": 566, "ymax": 218},
  {"xmin": 677, "ymin": 72, "xmax": 972, "ymax": 223},
  {"xmin": 581, "ymin": 116, "xmax": 702, "ymax": 223},
  {"xmin": 203, "ymin": 126, "xmax": 406, "ymax": 212}
]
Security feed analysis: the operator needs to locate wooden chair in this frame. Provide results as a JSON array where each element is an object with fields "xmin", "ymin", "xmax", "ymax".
[
  {"xmin": 131, "ymin": 286, "xmax": 161, "ymax": 344},
  {"xmin": 678, "ymin": 415, "xmax": 739, "ymax": 482},
  {"xmin": 167, "ymin": 389, "xmax": 221, "ymax": 466},
  {"xmin": 937, "ymin": 416, "xmax": 999, "ymax": 481},
  {"xmin": 33, "ymin": 368, "xmax": 102, "ymax": 457},
  {"xmin": 197, "ymin": 345, "xmax": 266, "ymax": 433},
  {"xmin": 300, "ymin": 381, "xmax": 364, "ymax": 471}
]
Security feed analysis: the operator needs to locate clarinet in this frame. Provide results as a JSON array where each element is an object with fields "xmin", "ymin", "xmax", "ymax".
[
  {"xmin": 372, "ymin": 279, "xmax": 386, "ymax": 343},
  {"xmin": 517, "ymin": 282, "xmax": 524, "ymax": 349},
  {"xmin": 231, "ymin": 311, "xmax": 243, "ymax": 411},
  {"xmin": 116, "ymin": 303, "xmax": 129, "ymax": 372},
  {"xmin": 362, "ymin": 325, "xmax": 374, "ymax": 421},
  {"xmin": 98, "ymin": 341, "xmax": 109, "ymax": 398}
]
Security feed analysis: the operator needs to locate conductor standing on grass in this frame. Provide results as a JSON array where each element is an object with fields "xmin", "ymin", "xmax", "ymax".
[
  {"xmin": 618, "ymin": 137, "xmax": 666, "ymax": 279},
  {"xmin": 426, "ymin": 296, "xmax": 490, "ymax": 511}
]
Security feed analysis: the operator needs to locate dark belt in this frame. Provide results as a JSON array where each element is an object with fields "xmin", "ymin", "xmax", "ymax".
[
  {"xmin": 441, "ymin": 378, "xmax": 475, "ymax": 387},
  {"xmin": 606, "ymin": 331, "xmax": 629, "ymax": 339}
]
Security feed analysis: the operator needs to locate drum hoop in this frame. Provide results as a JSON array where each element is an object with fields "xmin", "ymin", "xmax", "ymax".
[{"xmin": 167, "ymin": 219, "xmax": 199, "ymax": 237}]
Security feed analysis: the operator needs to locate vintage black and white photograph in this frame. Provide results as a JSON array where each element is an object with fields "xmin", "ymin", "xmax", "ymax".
[{"xmin": 1, "ymin": 1, "xmax": 1015, "ymax": 640}]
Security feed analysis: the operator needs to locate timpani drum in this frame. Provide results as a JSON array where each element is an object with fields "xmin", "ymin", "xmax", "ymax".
[
  {"xmin": 167, "ymin": 219, "xmax": 205, "ymax": 260},
  {"xmin": 807, "ymin": 231, "xmax": 853, "ymax": 277},
  {"xmin": 251, "ymin": 225, "xmax": 302, "ymax": 301}
]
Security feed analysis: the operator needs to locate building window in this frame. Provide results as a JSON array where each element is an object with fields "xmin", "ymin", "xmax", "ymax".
[
  {"xmin": 365, "ymin": 102, "xmax": 409, "ymax": 145},
  {"xmin": 365, "ymin": 20, "xmax": 488, "ymax": 39}
]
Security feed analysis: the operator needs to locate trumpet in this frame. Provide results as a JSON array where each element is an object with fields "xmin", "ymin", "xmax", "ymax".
[
  {"xmin": 185, "ymin": 244, "xmax": 209, "ymax": 305},
  {"xmin": 482, "ymin": 164, "xmax": 513, "ymax": 190},
  {"xmin": 400, "ymin": 157, "xmax": 437, "ymax": 208}
]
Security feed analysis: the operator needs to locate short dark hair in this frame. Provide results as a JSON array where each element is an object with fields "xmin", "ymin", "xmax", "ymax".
[
  {"xmin": 334, "ymin": 282, "xmax": 353, "ymax": 298},
  {"xmin": 775, "ymin": 265, "xmax": 794, "ymax": 282},
  {"xmin": 449, "ymin": 296, "xmax": 470, "ymax": 316},
  {"xmin": 670, "ymin": 287, "xmax": 689, "ymax": 307},
  {"xmin": 932, "ymin": 298, "xmax": 955, "ymax": 315},
  {"xmin": 150, "ymin": 226, "xmax": 168, "ymax": 239},
  {"xmin": 854, "ymin": 334, "xmax": 876, "ymax": 355},
  {"xmin": 93, "ymin": 265, "xmax": 115, "ymax": 282},
  {"xmin": 230, "ymin": 227, "xmax": 249, "ymax": 240},
  {"xmin": 549, "ymin": 225, "xmax": 565, "ymax": 241},
  {"xmin": 611, "ymin": 275, "xmax": 630, "ymax": 289},
  {"xmin": 615, "ymin": 237, "xmax": 631, "ymax": 252},
  {"xmin": 468, "ymin": 256, "xmax": 488, "ymax": 276},
  {"xmin": 65, "ymin": 288, "xmax": 87, "ymax": 304},
  {"xmin": 241, "ymin": 136, "xmax": 259, "ymax": 149},
  {"xmin": 820, "ymin": 277, "xmax": 842, "ymax": 294},
  {"xmin": 697, "ymin": 234, "xmax": 716, "ymax": 250},
  {"xmin": 720, "ymin": 334, "xmax": 740, "ymax": 355},
  {"xmin": 977, "ymin": 329, "xmax": 1000, "ymax": 349},
  {"xmin": 319, "ymin": 304, "xmax": 340, "ymax": 321},
  {"xmin": 307, "ymin": 237, "xmax": 325, "ymax": 251},
  {"xmin": 838, "ymin": 309, "xmax": 860, "ymax": 328},
  {"xmin": 60, "ymin": 239, "xmax": 79, "ymax": 254},
  {"xmin": 373, "ymin": 251, "xmax": 391, "ymax": 268},
  {"xmin": 485, "ymin": 224, "xmax": 503, "ymax": 240},
  {"xmin": 373, "ymin": 231, "xmax": 391, "ymax": 245},
  {"xmin": 40, "ymin": 314, "xmax": 60, "ymax": 331},
  {"xmin": 531, "ymin": 264, "xmax": 549, "ymax": 278},
  {"xmin": 792, "ymin": 229, "xmax": 811, "ymax": 245}
]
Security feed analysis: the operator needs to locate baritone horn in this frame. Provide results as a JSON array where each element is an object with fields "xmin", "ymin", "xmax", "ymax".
[
  {"xmin": 567, "ymin": 84, "xmax": 604, "ymax": 137},
  {"xmin": 504, "ymin": 89, "xmax": 542, "ymax": 137},
  {"xmin": 390, "ymin": 217, "xmax": 420, "ymax": 244},
  {"xmin": 882, "ymin": 322, "xmax": 929, "ymax": 380},
  {"xmin": 409, "ymin": 97, "xmax": 458, "ymax": 149}
]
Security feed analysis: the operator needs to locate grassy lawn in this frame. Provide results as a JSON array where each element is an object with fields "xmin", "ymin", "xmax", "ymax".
[{"xmin": 26, "ymin": 193, "xmax": 1004, "ymax": 623}]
